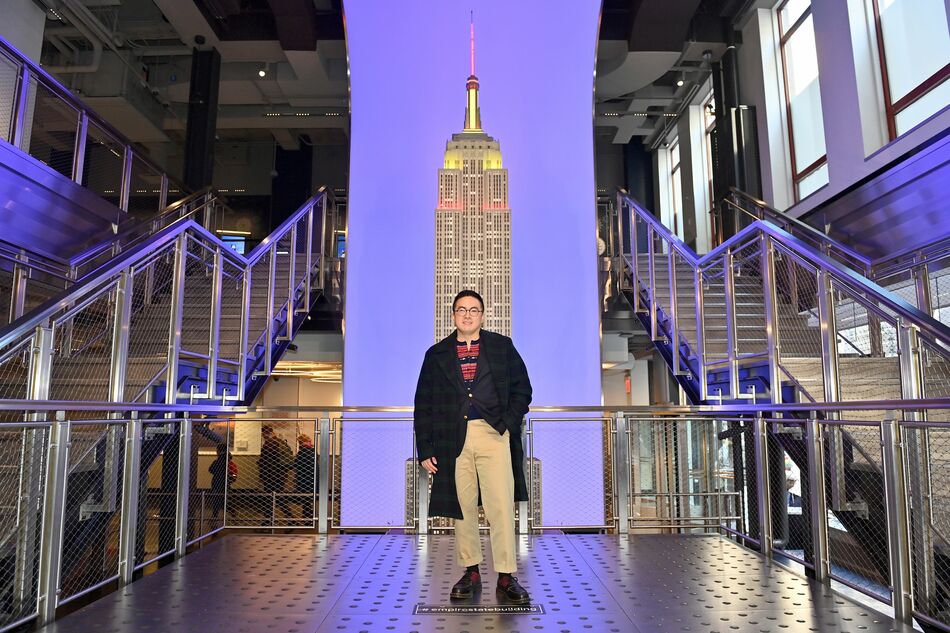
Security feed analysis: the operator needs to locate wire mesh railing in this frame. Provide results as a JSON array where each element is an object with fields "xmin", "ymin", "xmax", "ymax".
[
  {"xmin": 618, "ymin": 191, "xmax": 950, "ymax": 412},
  {"xmin": 0, "ymin": 402, "xmax": 945, "ymax": 631},
  {"xmin": 0, "ymin": 190, "xmax": 329, "ymax": 411}
]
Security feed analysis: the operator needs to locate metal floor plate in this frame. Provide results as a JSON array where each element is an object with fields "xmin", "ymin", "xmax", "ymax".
[{"xmin": 41, "ymin": 533, "xmax": 916, "ymax": 633}]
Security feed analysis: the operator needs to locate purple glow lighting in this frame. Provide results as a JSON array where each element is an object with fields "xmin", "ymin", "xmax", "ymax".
[{"xmin": 343, "ymin": 0, "xmax": 602, "ymax": 527}]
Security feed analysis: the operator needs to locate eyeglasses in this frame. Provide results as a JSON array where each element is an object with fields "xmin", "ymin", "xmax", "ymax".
[{"xmin": 453, "ymin": 307, "xmax": 483, "ymax": 316}]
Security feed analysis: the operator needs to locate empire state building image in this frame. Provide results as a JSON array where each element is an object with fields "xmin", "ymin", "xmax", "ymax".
[{"xmin": 434, "ymin": 24, "xmax": 512, "ymax": 339}]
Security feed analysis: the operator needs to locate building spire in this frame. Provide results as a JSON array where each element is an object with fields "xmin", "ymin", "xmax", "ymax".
[{"xmin": 464, "ymin": 11, "xmax": 481, "ymax": 131}]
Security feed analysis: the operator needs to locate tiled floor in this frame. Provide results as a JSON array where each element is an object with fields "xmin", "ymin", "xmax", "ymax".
[{"xmin": 41, "ymin": 533, "xmax": 914, "ymax": 633}]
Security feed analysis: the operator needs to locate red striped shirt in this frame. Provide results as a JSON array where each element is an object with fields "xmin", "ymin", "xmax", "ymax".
[{"xmin": 456, "ymin": 340, "xmax": 480, "ymax": 384}]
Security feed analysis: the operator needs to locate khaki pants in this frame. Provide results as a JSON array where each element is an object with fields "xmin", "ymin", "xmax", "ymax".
[{"xmin": 454, "ymin": 419, "xmax": 516, "ymax": 573}]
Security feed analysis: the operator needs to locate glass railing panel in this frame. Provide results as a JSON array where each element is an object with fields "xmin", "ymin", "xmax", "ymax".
[
  {"xmin": 0, "ymin": 50, "xmax": 19, "ymax": 143},
  {"xmin": 81, "ymin": 121, "xmax": 124, "ymax": 206},
  {"xmin": 23, "ymin": 78, "xmax": 79, "ymax": 180},
  {"xmin": 127, "ymin": 154, "xmax": 163, "ymax": 217}
]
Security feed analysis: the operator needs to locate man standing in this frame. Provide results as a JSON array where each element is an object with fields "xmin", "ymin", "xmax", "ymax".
[
  {"xmin": 414, "ymin": 290, "xmax": 532, "ymax": 604},
  {"xmin": 258, "ymin": 425, "xmax": 293, "ymax": 522}
]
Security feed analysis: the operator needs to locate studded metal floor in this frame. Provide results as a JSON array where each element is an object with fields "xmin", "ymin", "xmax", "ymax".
[{"xmin": 41, "ymin": 533, "xmax": 914, "ymax": 633}]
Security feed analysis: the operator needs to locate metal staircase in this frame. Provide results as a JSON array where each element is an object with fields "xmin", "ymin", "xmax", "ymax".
[
  {"xmin": 0, "ymin": 189, "xmax": 334, "ymax": 410},
  {"xmin": 615, "ymin": 189, "xmax": 950, "ymax": 630},
  {"xmin": 615, "ymin": 190, "xmax": 950, "ymax": 407}
]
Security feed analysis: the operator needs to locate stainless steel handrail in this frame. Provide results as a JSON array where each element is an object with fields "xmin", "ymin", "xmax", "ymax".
[
  {"xmin": 620, "ymin": 191, "xmax": 950, "ymax": 352},
  {"xmin": 0, "ymin": 190, "xmax": 328, "ymax": 408},
  {"xmin": 721, "ymin": 188, "xmax": 872, "ymax": 271},
  {"xmin": 69, "ymin": 188, "xmax": 216, "ymax": 273}
]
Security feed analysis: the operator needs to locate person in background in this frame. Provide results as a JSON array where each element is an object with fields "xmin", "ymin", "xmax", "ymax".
[
  {"xmin": 209, "ymin": 443, "xmax": 236, "ymax": 520},
  {"xmin": 294, "ymin": 434, "xmax": 317, "ymax": 523},
  {"xmin": 258, "ymin": 425, "xmax": 293, "ymax": 522}
]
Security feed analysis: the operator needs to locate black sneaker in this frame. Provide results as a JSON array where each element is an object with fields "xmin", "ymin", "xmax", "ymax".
[
  {"xmin": 496, "ymin": 575, "xmax": 530, "ymax": 604},
  {"xmin": 450, "ymin": 569, "xmax": 482, "ymax": 599}
]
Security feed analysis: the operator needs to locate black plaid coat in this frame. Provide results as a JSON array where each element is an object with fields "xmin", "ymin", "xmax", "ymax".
[{"xmin": 413, "ymin": 329, "xmax": 532, "ymax": 519}]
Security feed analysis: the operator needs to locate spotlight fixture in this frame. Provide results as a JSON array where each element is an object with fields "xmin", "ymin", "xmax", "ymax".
[
  {"xmin": 676, "ymin": 77, "xmax": 684, "ymax": 87},
  {"xmin": 258, "ymin": 62, "xmax": 269, "ymax": 78}
]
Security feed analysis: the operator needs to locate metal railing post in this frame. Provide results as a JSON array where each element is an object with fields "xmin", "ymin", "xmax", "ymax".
[
  {"xmin": 202, "ymin": 195, "xmax": 214, "ymax": 230},
  {"xmin": 694, "ymin": 267, "xmax": 707, "ymax": 400},
  {"xmin": 207, "ymin": 248, "xmax": 223, "ymax": 398},
  {"xmin": 237, "ymin": 271, "xmax": 251, "ymax": 401},
  {"xmin": 303, "ymin": 204, "xmax": 314, "ymax": 303},
  {"xmin": 318, "ymin": 196, "xmax": 328, "ymax": 291},
  {"xmin": 11, "ymin": 65, "xmax": 31, "ymax": 151},
  {"xmin": 898, "ymin": 321, "xmax": 934, "ymax": 610},
  {"xmin": 417, "ymin": 465, "xmax": 429, "ymax": 536},
  {"xmin": 753, "ymin": 413, "xmax": 772, "ymax": 557},
  {"xmin": 668, "ymin": 249, "xmax": 681, "ymax": 375},
  {"xmin": 108, "ymin": 272, "xmax": 133, "ymax": 404},
  {"xmin": 816, "ymin": 269, "xmax": 850, "ymax": 512},
  {"xmin": 285, "ymin": 224, "xmax": 297, "ymax": 336},
  {"xmin": 71, "ymin": 112, "xmax": 88, "ymax": 185},
  {"xmin": 615, "ymin": 413, "xmax": 631, "ymax": 535},
  {"xmin": 913, "ymin": 264, "xmax": 933, "ymax": 317},
  {"xmin": 264, "ymin": 245, "xmax": 277, "ymax": 374},
  {"xmin": 119, "ymin": 146, "xmax": 133, "ymax": 212},
  {"xmin": 629, "ymin": 201, "xmax": 642, "ymax": 313},
  {"xmin": 881, "ymin": 411, "xmax": 914, "ymax": 624},
  {"xmin": 28, "ymin": 324, "xmax": 54, "ymax": 402},
  {"xmin": 760, "ymin": 235, "xmax": 782, "ymax": 404},
  {"xmin": 724, "ymin": 249, "xmax": 740, "ymax": 399},
  {"xmin": 317, "ymin": 417, "xmax": 330, "ymax": 534},
  {"xmin": 37, "ymin": 412, "xmax": 69, "ymax": 626},
  {"xmin": 158, "ymin": 173, "xmax": 169, "ymax": 212},
  {"xmin": 10, "ymin": 252, "xmax": 28, "ymax": 324},
  {"xmin": 174, "ymin": 416, "xmax": 193, "ymax": 558},
  {"xmin": 805, "ymin": 414, "xmax": 829, "ymax": 582},
  {"xmin": 165, "ymin": 235, "xmax": 188, "ymax": 405},
  {"xmin": 648, "ymin": 225, "xmax": 658, "ymax": 340},
  {"xmin": 520, "ymin": 417, "xmax": 530, "ymax": 535},
  {"xmin": 118, "ymin": 413, "xmax": 142, "ymax": 585}
]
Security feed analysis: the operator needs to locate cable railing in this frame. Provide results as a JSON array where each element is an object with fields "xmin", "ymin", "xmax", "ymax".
[
  {"xmin": 0, "ymin": 401, "xmax": 945, "ymax": 630},
  {"xmin": 617, "ymin": 190, "xmax": 950, "ymax": 407},
  {"xmin": 0, "ymin": 189, "xmax": 330, "ymax": 410},
  {"xmin": 0, "ymin": 36, "xmax": 187, "ymax": 217}
]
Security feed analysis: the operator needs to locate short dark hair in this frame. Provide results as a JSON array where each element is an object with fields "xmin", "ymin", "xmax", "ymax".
[{"xmin": 452, "ymin": 289, "xmax": 484, "ymax": 311}]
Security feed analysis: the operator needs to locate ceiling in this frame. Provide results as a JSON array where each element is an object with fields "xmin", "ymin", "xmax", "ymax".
[{"xmin": 34, "ymin": 0, "xmax": 750, "ymax": 156}]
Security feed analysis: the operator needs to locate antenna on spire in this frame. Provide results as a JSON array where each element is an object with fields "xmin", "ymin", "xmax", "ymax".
[{"xmin": 470, "ymin": 10, "xmax": 475, "ymax": 76}]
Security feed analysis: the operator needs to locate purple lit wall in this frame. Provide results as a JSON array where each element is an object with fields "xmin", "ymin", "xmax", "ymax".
[{"xmin": 342, "ymin": 1, "xmax": 602, "ymax": 527}]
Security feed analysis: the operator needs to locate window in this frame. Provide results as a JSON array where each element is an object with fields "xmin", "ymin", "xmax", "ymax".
[
  {"xmin": 870, "ymin": 0, "xmax": 950, "ymax": 138},
  {"xmin": 777, "ymin": 0, "xmax": 829, "ymax": 200},
  {"xmin": 669, "ymin": 141, "xmax": 682, "ymax": 237}
]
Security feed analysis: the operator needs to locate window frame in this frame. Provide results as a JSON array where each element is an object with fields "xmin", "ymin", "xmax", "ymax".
[
  {"xmin": 776, "ymin": 0, "xmax": 828, "ymax": 201},
  {"xmin": 669, "ymin": 139, "xmax": 682, "ymax": 237},
  {"xmin": 869, "ymin": 0, "xmax": 950, "ymax": 140}
]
